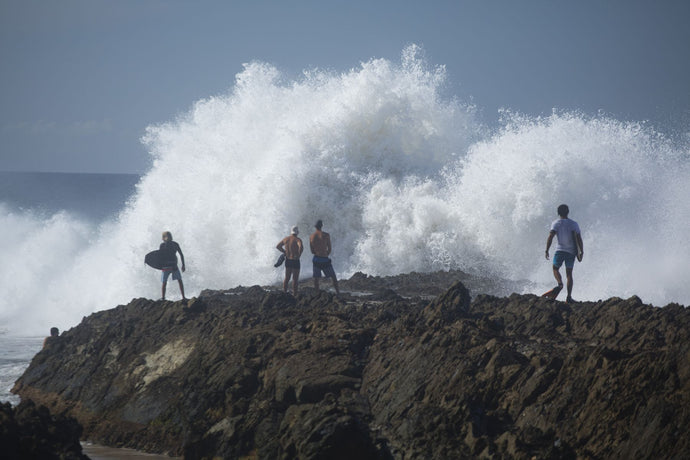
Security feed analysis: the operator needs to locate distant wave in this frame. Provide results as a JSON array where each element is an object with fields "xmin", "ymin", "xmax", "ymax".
[{"xmin": 1, "ymin": 45, "xmax": 688, "ymax": 335}]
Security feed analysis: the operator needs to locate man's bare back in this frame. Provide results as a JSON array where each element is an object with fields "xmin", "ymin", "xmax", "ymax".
[
  {"xmin": 279, "ymin": 235, "xmax": 303, "ymax": 260},
  {"xmin": 277, "ymin": 228, "xmax": 303, "ymax": 296},
  {"xmin": 309, "ymin": 230, "xmax": 331, "ymax": 258}
]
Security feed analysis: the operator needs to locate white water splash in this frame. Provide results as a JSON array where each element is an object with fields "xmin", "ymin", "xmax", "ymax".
[{"xmin": 1, "ymin": 45, "xmax": 688, "ymax": 335}]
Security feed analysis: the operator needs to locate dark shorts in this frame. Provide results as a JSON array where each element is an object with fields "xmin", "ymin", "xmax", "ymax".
[
  {"xmin": 285, "ymin": 259, "xmax": 300, "ymax": 270},
  {"xmin": 553, "ymin": 251, "xmax": 576, "ymax": 269},
  {"xmin": 313, "ymin": 256, "xmax": 336, "ymax": 279},
  {"xmin": 161, "ymin": 267, "xmax": 181, "ymax": 283}
]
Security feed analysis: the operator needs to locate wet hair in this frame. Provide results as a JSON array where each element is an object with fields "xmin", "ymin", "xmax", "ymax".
[
  {"xmin": 162, "ymin": 231, "xmax": 172, "ymax": 241},
  {"xmin": 50, "ymin": 327, "xmax": 59, "ymax": 337},
  {"xmin": 315, "ymin": 219, "xmax": 323, "ymax": 230},
  {"xmin": 557, "ymin": 204, "xmax": 569, "ymax": 218}
]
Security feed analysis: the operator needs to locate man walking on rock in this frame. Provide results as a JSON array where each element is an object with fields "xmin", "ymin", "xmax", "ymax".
[
  {"xmin": 309, "ymin": 219, "xmax": 340, "ymax": 295},
  {"xmin": 277, "ymin": 226, "xmax": 303, "ymax": 296},
  {"xmin": 545, "ymin": 204, "xmax": 583, "ymax": 303}
]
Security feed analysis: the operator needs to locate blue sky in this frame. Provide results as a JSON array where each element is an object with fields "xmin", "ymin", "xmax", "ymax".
[{"xmin": 1, "ymin": 0, "xmax": 688, "ymax": 173}]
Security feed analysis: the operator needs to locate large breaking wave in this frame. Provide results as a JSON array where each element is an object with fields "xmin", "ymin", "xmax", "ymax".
[{"xmin": 2, "ymin": 45, "xmax": 688, "ymax": 335}]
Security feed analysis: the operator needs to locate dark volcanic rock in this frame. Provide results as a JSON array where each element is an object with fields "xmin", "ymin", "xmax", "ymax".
[
  {"xmin": 12, "ymin": 272, "xmax": 690, "ymax": 459},
  {"xmin": 339, "ymin": 269, "xmax": 526, "ymax": 298},
  {"xmin": 0, "ymin": 399, "xmax": 88, "ymax": 460}
]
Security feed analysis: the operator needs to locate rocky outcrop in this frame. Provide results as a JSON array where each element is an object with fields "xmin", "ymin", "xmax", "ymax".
[
  {"xmin": 0, "ymin": 399, "xmax": 88, "ymax": 460},
  {"xmin": 12, "ymin": 271, "xmax": 690, "ymax": 459}
]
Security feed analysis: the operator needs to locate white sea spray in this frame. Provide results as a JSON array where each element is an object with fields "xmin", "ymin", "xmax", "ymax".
[{"xmin": 1, "ymin": 45, "xmax": 688, "ymax": 335}]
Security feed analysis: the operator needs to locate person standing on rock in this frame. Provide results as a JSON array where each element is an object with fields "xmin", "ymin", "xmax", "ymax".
[
  {"xmin": 309, "ymin": 219, "xmax": 340, "ymax": 295},
  {"xmin": 545, "ymin": 204, "xmax": 583, "ymax": 303},
  {"xmin": 277, "ymin": 226, "xmax": 303, "ymax": 296},
  {"xmin": 160, "ymin": 231, "xmax": 186, "ymax": 301}
]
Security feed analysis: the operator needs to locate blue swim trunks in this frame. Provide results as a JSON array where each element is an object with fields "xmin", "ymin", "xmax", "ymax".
[
  {"xmin": 553, "ymin": 251, "xmax": 576, "ymax": 269},
  {"xmin": 161, "ymin": 267, "xmax": 182, "ymax": 283},
  {"xmin": 313, "ymin": 256, "xmax": 336, "ymax": 279}
]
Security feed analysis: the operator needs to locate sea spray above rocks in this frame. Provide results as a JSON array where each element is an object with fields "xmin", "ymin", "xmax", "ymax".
[
  {"xmin": 12, "ymin": 270, "xmax": 690, "ymax": 459},
  {"xmin": 6, "ymin": 46, "xmax": 689, "ymax": 337}
]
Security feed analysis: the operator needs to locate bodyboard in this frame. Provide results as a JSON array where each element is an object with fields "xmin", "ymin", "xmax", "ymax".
[
  {"xmin": 573, "ymin": 230, "xmax": 583, "ymax": 262},
  {"xmin": 542, "ymin": 285, "xmax": 563, "ymax": 300},
  {"xmin": 274, "ymin": 253, "xmax": 286, "ymax": 267},
  {"xmin": 145, "ymin": 250, "xmax": 164, "ymax": 270}
]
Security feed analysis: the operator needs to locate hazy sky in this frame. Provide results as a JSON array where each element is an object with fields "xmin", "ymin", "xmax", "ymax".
[{"xmin": 1, "ymin": 0, "xmax": 688, "ymax": 173}]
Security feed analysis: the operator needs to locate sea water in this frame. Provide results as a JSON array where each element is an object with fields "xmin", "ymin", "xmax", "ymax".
[
  {"xmin": 1, "ymin": 44, "xmax": 689, "ymax": 362},
  {"xmin": 0, "ymin": 335, "xmax": 44, "ymax": 404},
  {"xmin": 0, "ymin": 172, "xmax": 139, "ymax": 403}
]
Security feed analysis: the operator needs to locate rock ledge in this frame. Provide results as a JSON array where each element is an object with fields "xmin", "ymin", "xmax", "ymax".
[{"xmin": 13, "ymin": 272, "xmax": 690, "ymax": 459}]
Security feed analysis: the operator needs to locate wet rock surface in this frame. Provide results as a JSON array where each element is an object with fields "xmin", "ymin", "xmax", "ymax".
[
  {"xmin": 0, "ymin": 399, "xmax": 88, "ymax": 460},
  {"xmin": 12, "ymin": 271, "xmax": 690, "ymax": 459}
]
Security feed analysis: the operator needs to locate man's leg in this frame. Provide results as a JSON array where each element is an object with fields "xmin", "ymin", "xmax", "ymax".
[
  {"xmin": 283, "ymin": 268, "xmax": 291, "ymax": 293},
  {"xmin": 313, "ymin": 261, "xmax": 321, "ymax": 290},
  {"xmin": 552, "ymin": 266, "xmax": 563, "ymax": 286},
  {"xmin": 322, "ymin": 263, "xmax": 339, "ymax": 295},
  {"xmin": 546, "ymin": 265, "xmax": 564, "ymax": 299},
  {"xmin": 292, "ymin": 269, "xmax": 300, "ymax": 296},
  {"xmin": 566, "ymin": 267, "xmax": 574, "ymax": 298},
  {"xmin": 161, "ymin": 270, "xmax": 171, "ymax": 300},
  {"xmin": 178, "ymin": 279, "xmax": 186, "ymax": 299}
]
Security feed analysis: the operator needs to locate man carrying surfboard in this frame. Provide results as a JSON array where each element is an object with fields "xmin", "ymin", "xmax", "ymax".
[
  {"xmin": 160, "ymin": 231, "xmax": 186, "ymax": 301},
  {"xmin": 544, "ymin": 204, "xmax": 583, "ymax": 303},
  {"xmin": 276, "ymin": 226, "xmax": 303, "ymax": 296}
]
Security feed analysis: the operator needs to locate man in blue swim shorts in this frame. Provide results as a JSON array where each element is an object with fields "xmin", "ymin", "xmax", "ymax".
[
  {"xmin": 309, "ymin": 219, "xmax": 340, "ymax": 295},
  {"xmin": 545, "ymin": 204, "xmax": 583, "ymax": 303}
]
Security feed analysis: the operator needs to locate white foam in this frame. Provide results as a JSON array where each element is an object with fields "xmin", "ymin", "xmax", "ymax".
[
  {"xmin": 447, "ymin": 112, "xmax": 690, "ymax": 302},
  {"xmin": 1, "ymin": 45, "xmax": 688, "ymax": 335}
]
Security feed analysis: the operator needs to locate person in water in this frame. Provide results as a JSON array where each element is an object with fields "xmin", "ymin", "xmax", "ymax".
[
  {"xmin": 309, "ymin": 219, "xmax": 340, "ymax": 295},
  {"xmin": 545, "ymin": 204, "xmax": 583, "ymax": 303},
  {"xmin": 160, "ymin": 231, "xmax": 186, "ymax": 301},
  {"xmin": 276, "ymin": 226, "xmax": 303, "ymax": 296}
]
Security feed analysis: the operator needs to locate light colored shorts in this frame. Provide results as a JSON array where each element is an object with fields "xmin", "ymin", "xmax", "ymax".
[
  {"xmin": 553, "ymin": 251, "xmax": 576, "ymax": 269},
  {"xmin": 161, "ymin": 267, "xmax": 182, "ymax": 283}
]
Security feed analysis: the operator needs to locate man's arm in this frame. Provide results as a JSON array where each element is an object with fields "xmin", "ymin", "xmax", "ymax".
[
  {"xmin": 325, "ymin": 233, "xmax": 332, "ymax": 256},
  {"xmin": 309, "ymin": 234, "xmax": 316, "ymax": 255},
  {"xmin": 577, "ymin": 232, "xmax": 584, "ymax": 257},
  {"xmin": 298, "ymin": 238, "xmax": 304, "ymax": 256},
  {"xmin": 276, "ymin": 239, "xmax": 286, "ymax": 254},
  {"xmin": 177, "ymin": 244, "xmax": 186, "ymax": 271},
  {"xmin": 545, "ymin": 231, "xmax": 555, "ymax": 259}
]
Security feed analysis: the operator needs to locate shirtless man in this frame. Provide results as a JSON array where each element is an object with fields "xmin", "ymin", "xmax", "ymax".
[
  {"xmin": 309, "ymin": 219, "xmax": 340, "ymax": 295},
  {"xmin": 276, "ymin": 226, "xmax": 303, "ymax": 296}
]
